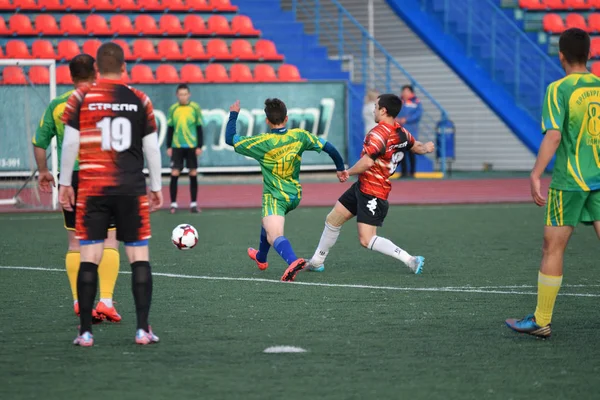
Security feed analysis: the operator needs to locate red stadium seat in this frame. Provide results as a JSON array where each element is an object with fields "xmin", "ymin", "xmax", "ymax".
[
  {"xmin": 180, "ymin": 64, "xmax": 204, "ymax": 83},
  {"xmin": 589, "ymin": 0, "xmax": 600, "ymax": 7},
  {"xmin": 588, "ymin": 14, "xmax": 600, "ymax": 32},
  {"xmin": 591, "ymin": 38, "xmax": 600, "ymax": 57},
  {"xmin": 229, "ymin": 64, "xmax": 253, "ymax": 83},
  {"xmin": 0, "ymin": 0, "xmax": 13, "ymax": 9},
  {"xmin": 56, "ymin": 65, "xmax": 72, "ymax": 84},
  {"xmin": 592, "ymin": 62, "xmax": 600, "ymax": 77},
  {"xmin": 207, "ymin": 15, "xmax": 232, "ymax": 35},
  {"xmin": 230, "ymin": 39, "xmax": 258, "ymax": 60},
  {"xmin": 86, "ymin": 15, "xmax": 111, "ymax": 35},
  {"xmin": 565, "ymin": 13, "xmax": 588, "ymax": 31},
  {"xmin": 253, "ymin": 64, "xmax": 277, "ymax": 82},
  {"xmin": 57, "ymin": 40, "xmax": 81, "ymax": 60},
  {"xmin": 113, "ymin": 39, "xmax": 134, "ymax": 60},
  {"xmin": 156, "ymin": 64, "xmax": 180, "ymax": 83},
  {"xmin": 204, "ymin": 64, "xmax": 229, "ymax": 82},
  {"xmin": 29, "ymin": 66, "xmax": 49, "ymax": 84},
  {"xmin": 278, "ymin": 64, "xmax": 302, "ymax": 82},
  {"xmin": 0, "ymin": 45, "xmax": 4, "ymax": 58},
  {"xmin": 255, "ymin": 39, "xmax": 284, "ymax": 61},
  {"xmin": 542, "ymin": 14, "xmax": 565, "ymax": 33},
  {"xmin": 231, "ymin": 15, "xmax": 260, "ymax": 36},
  {"xmin": 14, "ymin": 0, "xmax": 41, "ymax": 10},
  {"xmin": 35, "ymin": 15, "xmax": 61, "ymax": 35},
  {"xmin": 110, "ymin": 15, "xmax": 136, "ymax": 35},
  {"xmin": 0, "ymin": 18, "xmax": 9, "ymax": 36},
  {"xmin": 183, "ymin": 15, "xmax": 208, "ymax": 35},
  {"xmin": 518, "ymin": 0, "xmax": 545, "ymax": 9},
  {"xmin": 60, "ymin": 15, "xmax": 86, "ymax": 35},
  {"xmin": 181, "ymin": 39, "xmax": 208, "ymax": 60},
  {"xmin": 162, "ymin": 0, "xmax": 186, "ymax": 10},
  {"xmin": 133, "ymin": 39, "xmax": 161, "ymax": 60},
  {"xmin": 135, "ymin": 15, "xmax": 160, "ymax": 35},
  {"xmin": 113, "ymin": 0, "xmax": 139, "ymax": 10},
  {"xmin": 131, "ymin": 64, "xmax": 155, "ymax": 83},
  {"xmin": 6, "ymin": 40, "xmax": 31, "ymax": 58},
  {"xmin": 64, "ymin": 0, "xmax": 91, "ymax": 10},
  {"xmin": 83, "ymin": 39, "xmax": 102, "ymax": 57},
  {"xmin": 121, "ymin": 69, "xmax": 130, "ymax": 83},
  {"xmin": 564, "ymin": 0, "xmax": 592, "ymax": 8},
  {"xmin": 138, "ymin": 0, "xmax": 162, "ymax": 11},
  {"xmin": 89, "ymin": 0, "xmax": 116, "ymax": 10},
  {"xmin": 3, "ymin": 67, "xmax": 27, "ymax": 85},
  {"xmin": 159, "ymin": 15, "xmax": 185, "ymax": 35},
  {"xmin": 206, "ymin": 39, "xmax": 234, "ymax": 60},
  {"xmin": 39, "ymin": 0, "xmax": 66, "ymax": 10},
  {"xmin": 157, "ymin": 39, "xmax": 181, "ymax": 60},
  {"xmin": 9, "ymin": 14, "xmax": 36, "ymax": 35},
  {"xmin": 542, "ymin": 0, "xmax": 569, "ymax": 9},
  {"xmin": 187, "ymin": 0, "xmax": 210, "ymax": 11},
  {"xmin": 32, "ymin": 39, "xmax": 57, "ymax": 59},
  {"xmin": 209, "ymin": 0, "xmax": 237, "ymax": 11}
]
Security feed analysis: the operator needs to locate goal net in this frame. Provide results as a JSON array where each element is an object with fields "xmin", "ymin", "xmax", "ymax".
[{"xmin": 0, "ymin": 59, "xmax": 58, "ymax": 211}]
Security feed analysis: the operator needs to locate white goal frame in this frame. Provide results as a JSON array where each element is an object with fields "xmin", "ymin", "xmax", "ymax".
[{"xmin": 0, "ymin": 59, "xmax": 58, "ymax": 209}]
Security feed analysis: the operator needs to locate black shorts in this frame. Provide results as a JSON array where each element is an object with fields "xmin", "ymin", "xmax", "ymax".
[
  {"xmin": 76, "ymin": 194, "xmax": 151, "ymax": 244},
  {"xmin": 170, "ymin": 148, "xmax": 198, "ymax": 171},
  {"xmin": 338, "ymin": 182, "xmax": 389, "ymax": 227}
]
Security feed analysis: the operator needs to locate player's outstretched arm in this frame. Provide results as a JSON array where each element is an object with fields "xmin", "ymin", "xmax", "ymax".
[
  {"xmin": 225, "ymin": 100, "xmax": 241, "ymax": 147},
  {"xmin": 530, "ymin": 129, "xmax": 561, "ymax": 207},
  {"xmin": 347, "ymin": 155, "xmax": 375, "ymax": 176},
  {"xmin": 410, "ymin": 140, "xmax": 435, "ymax": 154},
  {"xmin": 321, "ymin": 141, "xmax": 347, "ymax": 181}
]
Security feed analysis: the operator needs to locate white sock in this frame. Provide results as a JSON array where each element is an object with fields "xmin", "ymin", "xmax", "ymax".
[
  {"xmin": 74, "ymin": 300, "xmax": 78, "ymax": 306},
  {"xmin": 190, "ymin": 202, "xmax": 197, "ymax": 208},
  {"xmin": 100, "ymin": 298, "xmax": 113, "ymax": 308},
  {"xmin": 171, "ymin": 202, "xmax": 178, "ymax": 208},
  {"xmin": 368, "ymin": 236, "xmax": 412, "ymax": 266},
  {"xmin": 310, "ymin": 223, "xmax": 341, "ymax": 266}
]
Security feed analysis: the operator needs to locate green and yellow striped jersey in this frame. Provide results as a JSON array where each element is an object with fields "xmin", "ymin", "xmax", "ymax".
[{"xmin": 167, "ymin": 101, "xmax": 203, "ymax": 148}]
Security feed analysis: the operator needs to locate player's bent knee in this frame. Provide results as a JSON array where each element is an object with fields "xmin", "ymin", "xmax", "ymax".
[
  {"xmin": 358, "ymin": 234, "xmax": 373, "ymax": 248},
  {"xmin": 326, "ymin": 210, "xmax": 347, "ymax": 228}
]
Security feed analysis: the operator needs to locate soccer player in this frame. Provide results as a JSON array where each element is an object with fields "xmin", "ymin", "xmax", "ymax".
[
  {"xmin": 506, "ymin": 28, "xmax": 600, "ymax": 338},
  {"xmin": 166, "ymin": 84, "xmax": 204, "ymax": 214},
  {"xmin": 225, "ymin": 99, "xmax": 348, "ymax": 282},
  {"xmin": 306, "ymin": 94, "xmax": 434, "ymax": 274},
  {"xmin": 32, "ymin": 54, "xmax": 121, "ymax": 323},
  {"xmin": 58, "ymin": 42, "xmax": 163, "ymax": 346}
]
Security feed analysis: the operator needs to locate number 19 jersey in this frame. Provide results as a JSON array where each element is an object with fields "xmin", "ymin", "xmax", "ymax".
[{"xmin": 62, "ymin": 78, "xmax": 157, "ymax": 196}]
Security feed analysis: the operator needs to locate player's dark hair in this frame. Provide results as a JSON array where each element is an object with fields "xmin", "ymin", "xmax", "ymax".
[
  {"xmin": 401, "ymin": 85, "xmax": 414, "ymax": 93},
  {"xmin": 69, "ymin": 54, "xmax": 95, "ymax": 83},
  {"xmin": 559, "ymin": 28, "xmax": 590, "ymax": 65},
  {"xmin": 96, "ymin": 42, "xmax": 125, "ymax": 75},
  {"xmin": 176, "ymin": 84, "xmax": 189, "ymax": 92},
  {"xmin": 377, "ymin": 94, "xmax": 403, "ymax": 118},
  {"xmin": 264, "ymin": 98, "xmax": 287, "ymax": 125}
]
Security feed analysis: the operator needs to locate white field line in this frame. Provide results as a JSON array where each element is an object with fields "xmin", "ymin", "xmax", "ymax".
[{"xmin": 2, "ymin": 265, "xmax": 600, "ymax": 298}]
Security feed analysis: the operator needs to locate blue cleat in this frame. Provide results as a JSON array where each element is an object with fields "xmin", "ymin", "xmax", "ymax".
[
  {"xmin": 308, "ymin": 264, "xmax": 324, "ymax": 272},
  {"xmin": 505, "ymin": 314, "xmax": 551, "ymax": 338},
  {"xmin": 410, "ymin": 256, "xmax": 424, "ymax": 274}
]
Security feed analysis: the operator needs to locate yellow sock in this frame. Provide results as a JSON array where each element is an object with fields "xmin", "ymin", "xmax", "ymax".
[
  {"xmin": 534, "ymin": 271, "xmax": 563, "ymax": 326},
  {"xmin": 65, "ymin": 251, "xmax": 80, "ymax": 301},
  {"xmin": 98, "ymin": 247, "xmax": 120, "ymax": 301}
]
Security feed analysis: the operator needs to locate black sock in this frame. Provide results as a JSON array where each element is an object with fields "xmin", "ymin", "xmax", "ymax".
[
  {"xmin": 190, "ymin": 175, "xmax": 198, "ymax": 203},
  {"xmin": 77, "ymin": 262, "xmax": 98, "ymax": 334},
  {"xmin": 131, "ymin": 261, "xmax": 153, "ymax": 332},
  {"xmin": 170, "ymin": 175, "xmax": 179, "ymax": 203}
]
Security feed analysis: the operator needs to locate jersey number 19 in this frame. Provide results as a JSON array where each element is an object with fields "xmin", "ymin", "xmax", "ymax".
[{"xmin": 97, "ymin": 117, "xmax": 132, "ymax": 152}]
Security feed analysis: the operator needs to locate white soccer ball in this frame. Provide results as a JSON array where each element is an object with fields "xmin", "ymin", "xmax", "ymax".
[{"xmin": 171, "ymin": 224, "xmax": 198, "ymax": 250}]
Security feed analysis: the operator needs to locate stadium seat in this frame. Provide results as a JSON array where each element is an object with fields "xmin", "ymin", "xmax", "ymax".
[
  {"xmin": 133, "ymin": 39, "xmax": 161, "ymax": 60},
  {"xmin": 0, "ymin": 0, "xmax": 13, "ymax": 9},
  {"xmin": 181, "ymin": 39, "xmax": 208, "ymax": 60},
  {"xmin": 229, "ymin": 64, "xmax": 253, "ymax": 83},
  {"xmin": 592, "ymin": 62, "xmax": 600, "ymax": 77},
  {"xmin": 253, "ymin": 64, "xmax": 277, "ymax": 82},
  {"xmin": 14, "ymin": 0, "xmax": 41, "ymax": 10},
  {"xmin": 6, "ymin": 40, "xmax": 31, "ymax": 58},
  {"xmin": 591, "ymin": 38, "xmax": 600, "ymax": 57},
  {"xmin": 588, "ymin": 14, "xmax": 600, "ymax": 33},
  {"xmin": 518, "ymin": 0, "xmax": 545, "ymax": 8},
  {"xmin": 64, "ymin": 0, "xmax": 91, "ymax": 11},
  {"xmin": 113, "ymin": 39, "xmax": 134, "ymax": 60},
  {"xmin": 156, "ymin": 64, "xmax": 180, "ymax": 83},
  {"xmin": 589, "ymin": 0, "xmax": 600, "ymax": 7},
  {"xmin": 159, "ymin": 15, "xmax": 185, "ymax": 35},
  {"xmin": 542, "ymin": 0, "xmax": 569, "ymax": 9},
  {"xmin": 60, "ymin": 15, "xmax": 86, "ymax": 35},
  {"xmin": 565, "ymin": 13, "xmax": 588, "ymax": 31},
  {"xmin": 162, "ymin": 0, "xmax": 186, "ymax": 11},
  {"xmin": 204, "ymin": 64, "xmax": 229, "ymax": 82},
  {"xmin": 86, "ymin": 15, "xmax": 111, "ymax": 35},
  {"xmin": 187, "ymin": 0, "xmax": 210, "ymax": 11},
  {"xmin": 110, "ymin": 15, "xmax": 136, "ymax": 35},
  {"xmin": 564, "ymin": 0, "xmax": 592, "ymax": 9},
  {"xmin": 183, "ymin": 15, "xmax": 208, "ymax": 35},
  {"xmin": 157, "ymin": 39, "xmax": 181, "ymax": 60},
  {"xmin": 0, "ymin": 18, "xmax": 9, "ymax": 36},
  {"xmin": 0, "ymin": 45, "xmax": 4, "ymax": 59},
  {"xmin": 29, "ymin": 66, "xmax": 49, "ymax": 84},
  {"xmin": 32, "ymin": 39, "xmax": 57, "ymax": 59},
  {"xmin": 113, "ymin": 0, "xmax": 139, "ymax": 10},
  {"xmin": 9, "ymin": 14, "xmax": 36, "ymax": 35},
  {"xmin": 255, "ymin": 39, "xmax": 284, "ymax": 61},
  {"xmin": 210, "ymin": 0, "xmax": 237, "ymax": 12},
  {"xmin": 3, "ymin": 67, "xmax": 27, "ymax": 85},
  {"xmin": 35, "ymin": 15, "xmax": 61, "ymax": 35},
  {"xmin": 180, "ymin": 64, "xmax": 204, "ymax": 83},
  {"xmin": 231, "ymin": 16, "xmax": 260, "ymax": 36},
  {"xmin": 130, "ymin": 64, "xmax": 155, "ymax": 83},
  {"xmin": 278, "ymin": 64, "xmax": 302, "ymax": 82},
  {"xmin": 39, "ymin": 0, "xmax": 66, "ymax": 10},
  {"xmin": 206, "ymin": 39, "xmax": 234, "ymax": 60},
  {"xmin": 230, "ymin": 39, "xmax": 258, "ymax": 60},
  {"xmin": 207, "ymin": 15, "xmax": 232, "ymax": 35},
  {"xmin": 135, "ymin": 15, "xmax": 160, "ymax": 35},
  {"xmin": 89, "ymin": 0, "xmax": 116, "ymax": 10},
  {"xmin": 83, "ymin": 39, "xmax": 102, "ymax": 57},
  {"xmin": 56, "ymin": 65, "xmax": 72, "ymax": 84},
  {"xmin": 542, "ymin": 14, "xmax": 565, "ymax": 34},
  {"xmin": 57, "ymin": 40, "xmax": 81, "ymax": 60},
  {"xmin": 138, "ymin": 0, "xmax": 162, "ymax": 11}
]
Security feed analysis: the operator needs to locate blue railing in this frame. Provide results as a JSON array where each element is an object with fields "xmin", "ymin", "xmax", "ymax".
[
  {"xmin": 289, "ymin": 0, "xmax": 451, "ymax": 174},
  {"xmin": 420, "ymin": 0, "xmax": 564, "ymax": 121}
]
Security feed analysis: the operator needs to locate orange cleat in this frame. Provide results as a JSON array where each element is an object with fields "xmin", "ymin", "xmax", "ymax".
[
  {"xmin": 248, "ymin": 248, "xmax": 268, "ymax": 270},
  {"xmin": 281, "ymin": 258, "xmax": 307, "ymax": 282},
  {"xmin": 96, "ymin": 301, "xmax": 122, "ymax": 323},
  {"xmin": 74, "ymin": 301, "xmax": 105, "ymax": 324}
]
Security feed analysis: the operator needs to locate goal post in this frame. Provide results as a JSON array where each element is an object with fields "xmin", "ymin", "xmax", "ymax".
[{"xmin": 0, "ymin": 59, "xmax": 59, "ymax": 210}]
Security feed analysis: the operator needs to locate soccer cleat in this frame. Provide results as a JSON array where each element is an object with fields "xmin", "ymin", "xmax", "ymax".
[
  {"xmin": 505, "ymin": 314, "xmax": 552, "ymax": 338},
  {"xmin": 281, "ymin": 258, "xmax": 307, "ymax": 282},
  {"xmin": 170, "ymin": 202, "xmax": 178, "ymax": 214},
  {"xmin": 135, "ymin": 326, "xmax": 160, "ymax": 345},
  {"xmin": 74, "ymin": 302, "xmax": 105, "ymax": 324},
  {"xmin": 190, "ymin": 206, "xmax": 200, "ymax": 213},
  {"xmin": 308, "ymin": 264, "xmax": 325, "ymax": 272},
  {"xmin": 96, "ymin": 301, "xmax": 122, "ymax": 323},
  {"xmin": 73, "ymin": 331, "xmax": 94, "ymax": 347},
  {"xmin": 247, "ymin": 248, "xmax": 268, "ymax": 270},
  {"xmin": 409, "ymin": 256, "xmax": 424, "ymax": 274}
]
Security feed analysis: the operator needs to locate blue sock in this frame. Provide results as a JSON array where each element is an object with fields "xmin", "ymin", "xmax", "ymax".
[
  {"xmin": 256, "ymin": 227, "xmax": 270, "ymax": 263},
  {"xmin": 273, "ymin": 236, "xmax": 298, "ymax": 265}
]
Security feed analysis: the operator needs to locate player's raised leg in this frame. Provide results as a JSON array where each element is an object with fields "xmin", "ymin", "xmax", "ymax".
[
  {"xmin": 308, "ymin": 202, "xmax": 354, "ymax": 272},
  {"xmin": 95, "ymin": 229, "xmax": 121, "ymax": 322},
  {"xmin": 259, "ymin": 213, "xmax": 306, "ymax": 282},
  {"xmin": 248, "ymin": 227, "xmax": 270, "ymax": 270}
]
